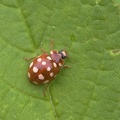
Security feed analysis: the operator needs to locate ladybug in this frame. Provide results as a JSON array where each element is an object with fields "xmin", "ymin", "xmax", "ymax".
[{"xmin": 27, "ymin": 41, "xmax": 69, "ymax": 96}]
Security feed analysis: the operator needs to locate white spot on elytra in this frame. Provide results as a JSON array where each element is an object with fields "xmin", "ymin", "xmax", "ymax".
[
  {"xmin": 53, "ymin": 62, "xmax": 57, "ymax": 67},
  {"xmin": 47, "ymin": 67, "xmax": 51, "ymax": 71},
  {"xmin": 50, "ymin": 72, "xmax": 54, "ymax": 77},
  {"xmin": 33, "ymin": 67, "xmax": 38, "ymax": 73},
  {"xmin": 42, "ymin": 61, "xmax": 46, "ymax": 65},
  {"xmin": 38, "ymin": 74, "xmax": 44, "ymax": 80},
  {"xmin": 28, "ymin": 72, "xmax": 30, "ymax": 78},
  {"xmin": 59, "ymin": 63, "xmax": 62, "ymax": 66},
  {"xmin": 29, "ymin": 62, "xmax": 33, "ymax": 68},
  {"xmin": 33, "ymin": 81, "xmax": 38, "ymax": 84},
  {"xmin": 47, "ymin": 56, "xmax": 52, "ymax": 60},
  {"xmin": 37, "ymin": 58, "xmax": 41, "ymax": 62},
  {"xmin": 50, "ymin": 51, "xmax": 53, "ymax": 54},
  {"xmin": 43, "ymin": 80, "xmax": 49, "ymax": 84}
]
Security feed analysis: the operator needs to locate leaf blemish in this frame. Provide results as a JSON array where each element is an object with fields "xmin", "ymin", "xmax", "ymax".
[
  {"xmin": 111, "ymin": 49, "xmax": 120, "ymax": 55},
  {"xmin": 70, "ymin": 33, "xmax": 76, "ymax": 41}
]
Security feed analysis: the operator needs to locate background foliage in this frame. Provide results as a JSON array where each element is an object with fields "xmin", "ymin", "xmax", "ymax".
[{"xmin": 0, "ymin": 0, "xmax": 120, "ymax": 120}]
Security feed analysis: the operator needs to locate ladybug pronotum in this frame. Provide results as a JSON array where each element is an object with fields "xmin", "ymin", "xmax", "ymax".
[{"xmin": 27, "ymin": 41, "xmax": 69, "ymax": 96}]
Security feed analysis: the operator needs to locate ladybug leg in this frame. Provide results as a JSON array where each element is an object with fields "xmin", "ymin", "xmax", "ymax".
[
  {"xmin": 24, "ymin": 57, "xmax": 35, "ymax": 61},
  {"xmin": 62, "ymin": 65, "xmax": 70, "ymax": 68},
  {"xmin": 50, "ymin": 39, "xmax": 54, "ymax": 50},
  {"xmin": 41, "ymin": 40, "xmax": 54, "ymax": 53},
  {"xmin": 66, "ymin": 55, "xmax": 70, "ymax": 58},
  {"xmin": 41, "ymin": 48, "xmax": 47, "ymax": 53},
  {"xmin": 43, "ymin": 84, "xmax": 49, "ymax": 97}
]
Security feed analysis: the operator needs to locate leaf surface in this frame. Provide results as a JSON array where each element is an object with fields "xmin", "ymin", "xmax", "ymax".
[{"xmin": 0, "ymin": 0, "xmax": 120, "ymax": 120}]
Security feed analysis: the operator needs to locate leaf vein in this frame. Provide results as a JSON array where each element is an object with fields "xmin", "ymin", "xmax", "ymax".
[
  {"xmin": 17, "ymin": 97, "xmax": 30, "ymax": 120},
  {"xmin": 0, "ymin": 3, "xmax": 18, "ymax": 9},
  {"xmin": 48, "ymin": 87, "xmax": 58, "ymax": 120},
  {"xmin": 16, "ymin": 0, "xmax": 36, "ymax": 49}
]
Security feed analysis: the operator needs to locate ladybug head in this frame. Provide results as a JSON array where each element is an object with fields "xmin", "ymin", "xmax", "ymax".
[{"xmin": 58, "ymin": 50, "xmax": 67, "ymax": 59}]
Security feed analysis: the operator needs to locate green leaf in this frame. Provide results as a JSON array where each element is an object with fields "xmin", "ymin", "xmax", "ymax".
[
  {"xmin": 115, "ymin": 0, "xmax": 120, "ymax": 6},
  {"xmin": 0, "ymin": 0, "xmax": 120, "ymax": 119}
]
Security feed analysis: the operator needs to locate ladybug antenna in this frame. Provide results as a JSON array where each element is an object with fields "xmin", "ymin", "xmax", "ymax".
[
  {"xmin": 63, "ymin": 48, "xmax": 69, "ymax": 58},
  {"xmin": 63, "ymin": 48, "xmax": 70, "ymax": 58},
  {"xmin": 50, "ymin": 39, "xmax": 54, "ymax": 50}
]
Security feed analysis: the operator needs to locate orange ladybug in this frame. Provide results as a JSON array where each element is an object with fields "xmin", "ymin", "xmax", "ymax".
[{"xmin": 27, "ymin": 41, "xmax": 69, "ymax": 96}]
